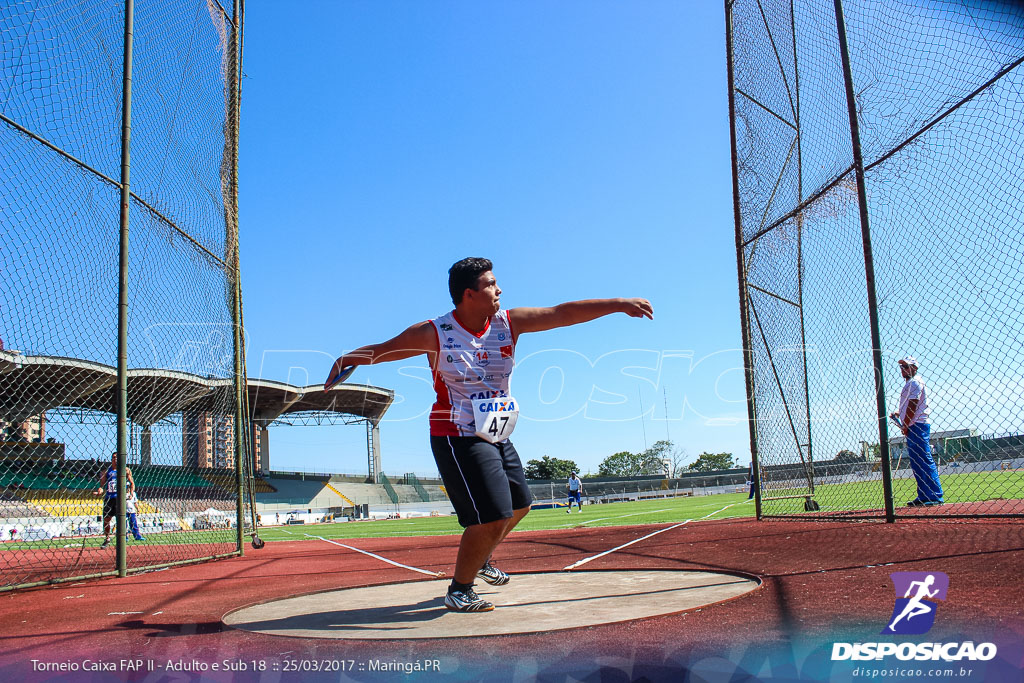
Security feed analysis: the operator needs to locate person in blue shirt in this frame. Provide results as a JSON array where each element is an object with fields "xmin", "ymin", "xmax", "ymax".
[{"xmin": 93, "ymin": 451, "xmax": 137, "ymax": 548}]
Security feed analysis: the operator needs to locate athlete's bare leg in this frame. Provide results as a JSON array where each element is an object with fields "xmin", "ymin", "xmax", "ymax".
[
  {"xmin": 453, "ymin": 506, "xmax": 530, "ymax": 584},
  {"xmin": 496, "ymin": 506, "xmax": 530, "ymax": 545},
  {"xmin": 452, "ymin": 519, "xmax": 508, "ymax": 584}
]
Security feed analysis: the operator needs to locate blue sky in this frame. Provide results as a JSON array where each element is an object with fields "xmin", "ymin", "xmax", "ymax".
[{"xmin": 237, "ymin": 1, "xmax": 749, "ymax": 477}]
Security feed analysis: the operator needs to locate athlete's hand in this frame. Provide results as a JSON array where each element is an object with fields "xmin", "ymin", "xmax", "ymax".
[
  {"xmin": 621, "ymin": 298, "xmax": 653, "ymax": 320},
  {"xmin": 324, "ymin": 357, "xmax": 353, "ymax": 391}
]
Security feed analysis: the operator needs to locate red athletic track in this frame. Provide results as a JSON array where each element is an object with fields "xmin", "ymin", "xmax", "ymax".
[{"xmin": 1, "ymin": 516, "xmax": 1022, "ymax": 682}]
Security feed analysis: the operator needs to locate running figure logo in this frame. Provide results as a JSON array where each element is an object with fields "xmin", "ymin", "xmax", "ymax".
[{"xmin": 882, "ymin": 571, "xmax": 949, "ymax": 635}]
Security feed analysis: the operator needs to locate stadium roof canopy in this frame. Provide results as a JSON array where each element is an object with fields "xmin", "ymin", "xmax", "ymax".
[{"xmin": 0, "ymin": 350, "xmax": 393, "ymax": 426}]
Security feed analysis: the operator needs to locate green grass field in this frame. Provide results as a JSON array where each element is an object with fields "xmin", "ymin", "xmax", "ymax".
[
  {"xmin": 264, "ymin": 492, "xmax": 756, "ymax": 543},
  {"xmin": 3, "ymin": 469, "xmax": 1020, "ymax": 551},
  {"xmin": 0, "ymin": 493, "xmax": 755, "ymax": 551},
  {"xmin": 763, "ymin": 469, "xmax": 1024, "ymax": 514}
]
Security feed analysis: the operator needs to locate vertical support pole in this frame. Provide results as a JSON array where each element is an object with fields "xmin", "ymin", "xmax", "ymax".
[
  {"xmin": 833, "ymin": 0, "xmax": 894, "ymax": 522},
  {"xmin": 366, "ymin": 421, "xmax": 381, "ymax": 483},
  {"xmin": 227, "ymin": 0, "xmax": 245, "ymax": 551},
  {"xmin": 725, "ymin": 0, "xmax": 762, "ymax": 519},
  {"xmin": 258, "ymin": 420, "xmax": 269, "ymax": 473},
  {"xmin": 140, "ymin": 425, "xmax": 151, "ymax": 467},
  {"xmin": 791, "ymin": 0, "xmax": 816, "ymax": 496},
  {"xmin": 116, "ymin": 0, "xmax": 135, "ymax": 577}
]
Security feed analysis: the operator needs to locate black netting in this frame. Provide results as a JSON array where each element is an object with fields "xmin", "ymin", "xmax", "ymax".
[
  {"xmin": 729, "ymin": 0, "xmax": 1024, "ymax": 518},
  {"xmin": 1, "ymin": 0, "xmax": 251, "ymax": 589}
]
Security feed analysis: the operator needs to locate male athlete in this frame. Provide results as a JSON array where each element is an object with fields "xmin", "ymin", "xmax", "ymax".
[
  {"xmin": 92, "ymin": 451, "xmax": 136, "ymax": 549},
  {"xmin": 325, "ymin": 257, "xmax": 652, "ymax": 612},
  {"xmin": 566, "ymin": 471, "xmax": 584, "ymax": 513}
]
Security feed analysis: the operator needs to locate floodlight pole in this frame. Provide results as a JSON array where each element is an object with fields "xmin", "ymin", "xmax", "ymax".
[
  {"xmin": 834, "ymin": 0, "xmax": 895, "ymax": 522},
  {"xmin": 725, "ymin": 0, "xmax": 761, "ymax": 519},
  {"xmin": 115, "ymin": 0, "xmax": 136, "ymax": 576}
]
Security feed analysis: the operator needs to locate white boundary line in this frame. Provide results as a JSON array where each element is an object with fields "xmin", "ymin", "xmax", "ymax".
[
  {"xmin": 279, "ymin": 528, "xmax": 446, "ymax": 578},
  {"xmin": 558, "ymin": 508, "xmax": 674, "ymax": 528},
  {"xmin": 563, "ymin": 500, "xmax": 751, "ymax": 571}
]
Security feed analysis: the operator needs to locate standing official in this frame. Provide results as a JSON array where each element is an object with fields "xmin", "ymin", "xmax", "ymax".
[{"xmin": 889, "ymin": 357, "xmax": 944, "ymax": 507}]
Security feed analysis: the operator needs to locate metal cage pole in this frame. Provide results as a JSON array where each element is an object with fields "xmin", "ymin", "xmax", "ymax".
[
  {"xmin": 725, "ymin": 0, "xmax": 762, "ymax": 519},
  {"xmin": 791, "ymin": 0, "xmax": 816, "ymax": 499},
  {"xmin": 228, "ymin": 0, "xmax": 245, "ymax": 552},
  {"xmin": 115, "ymin": 0, "xmax": 136, "ymax": 576},
  {"xmin": 833, "ymin": 0, "xmax": 895, "ymax": 522}
]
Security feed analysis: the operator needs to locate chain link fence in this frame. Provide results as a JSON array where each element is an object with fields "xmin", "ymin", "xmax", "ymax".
[
  {"xmin": 528, "ymin": 472, "xmax": 754, "ymax": 509},
  {"xmin": 727, "ymin": 0, "xmax": 1024, "ymax": 519},
  {"xmin": 1, "ymin": 0, "xmax": 253, "ymax": 589}
]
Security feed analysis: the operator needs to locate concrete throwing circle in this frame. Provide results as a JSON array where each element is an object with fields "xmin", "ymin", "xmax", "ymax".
[{"xmin": 223, "ymin": 570, "xmax": 758, "ymax": 640}]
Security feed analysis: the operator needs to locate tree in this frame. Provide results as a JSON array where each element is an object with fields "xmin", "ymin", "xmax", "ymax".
[
  {"xmin": 524, "ymin": 455, "xmax": 579, "ymax": 480},
  {"xmin": 835, "ymin": 449, "xmax": 860, "ymax": 463},
  {"xmin": 648, "ymin": 440, "xmax": 688, "ymax": 477},
  {"xmin": 598, "ymin": 444, "xmax": 667, "ymax": 477},
  {"xmin": 687, "ymin": 451, "xmax": 735, "ymax": 472}
]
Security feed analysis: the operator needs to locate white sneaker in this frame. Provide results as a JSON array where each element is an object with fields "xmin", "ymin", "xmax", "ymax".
[
  {"xmin": 566, "ymin": 508, "xmax": 571, "ymax": 514},
  {"xmin": 444, "ymin": 586, "xmax": 494, "ymax": 612}
]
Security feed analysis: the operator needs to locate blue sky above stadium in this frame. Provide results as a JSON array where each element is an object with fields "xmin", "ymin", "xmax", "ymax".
[{"xmin": 237, "ymin": 1, "xmax": 748, "ymax": 476}]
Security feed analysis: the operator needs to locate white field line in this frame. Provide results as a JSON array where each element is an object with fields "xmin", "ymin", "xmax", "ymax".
[
  {"xmin": 301, "ymin": 532, "xmax": 445, "ymax": 578},
  {"xmin": 279, "ymin": 527, "xmax": 458, "ymax": 539},
  {"xmin": 558, "ymin": 508, "xmax": 674, "ymax": 528},
  {"xmin": 563, "ymin": 500, "xmax": 749, "ymax": 571}
]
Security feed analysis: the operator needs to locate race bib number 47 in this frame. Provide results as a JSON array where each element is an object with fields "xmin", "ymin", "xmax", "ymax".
[{"xmin": 472, "ymin": 396, "xmax": 519, "ymax": 443}]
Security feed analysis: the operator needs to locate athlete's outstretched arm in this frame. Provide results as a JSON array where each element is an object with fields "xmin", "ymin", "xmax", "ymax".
[
  {"xmin": 324, "ymin": 321, "xmax": 436, "ymax": 390},
  {"xmin": 509, "ymin": 298, "xmax": 652, "ymax": 335}
]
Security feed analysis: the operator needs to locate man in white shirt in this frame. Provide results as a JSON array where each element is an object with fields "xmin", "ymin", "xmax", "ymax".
[
  {"xmin": 889, "ymin": 356, "xmax": 944, "ymax": 507},
  {"xmin": 325, "ymin": 257, "xmax": 652, "ymax": 612},
  {"xmin": 566, "ymin": 472, "xmax": 584, "ymax": 513},
  {"xmin": 126, "ymin": 490, "xmax": 145, "ymax": 541}
]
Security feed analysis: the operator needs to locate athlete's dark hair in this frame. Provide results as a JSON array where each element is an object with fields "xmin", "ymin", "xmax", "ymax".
[{"xmin": 448, "ymin": 257, "xmax": 493, "ymax": 305}]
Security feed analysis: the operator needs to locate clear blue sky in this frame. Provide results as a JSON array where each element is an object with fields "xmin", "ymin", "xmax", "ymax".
[{"xmin": 237, "ymin": 1, "xmax": 749, "ymax": 477}]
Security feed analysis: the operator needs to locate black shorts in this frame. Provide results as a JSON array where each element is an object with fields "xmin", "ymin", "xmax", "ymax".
[
  {"xmin": 103, "ymin": 497, "xmax": 117, "ymax": 520},
  {"xmin": 430, "ymin": 436, "xmax": 533, "ymax": 528}
]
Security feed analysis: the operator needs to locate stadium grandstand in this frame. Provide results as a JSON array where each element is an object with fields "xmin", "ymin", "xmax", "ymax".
[{"xmin": 0, "ymin": 351, "xmax": 403, "ymax": 543}]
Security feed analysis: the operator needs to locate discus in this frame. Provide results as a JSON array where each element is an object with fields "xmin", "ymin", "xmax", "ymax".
[{"xmin": 325, "ymin": 365, "xmax": 356, "ymax": 390}]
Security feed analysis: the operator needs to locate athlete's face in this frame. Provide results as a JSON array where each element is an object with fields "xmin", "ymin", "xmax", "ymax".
[{"xmin": 471, "ymin": 271, "xmax": 502, "ymax": 314}]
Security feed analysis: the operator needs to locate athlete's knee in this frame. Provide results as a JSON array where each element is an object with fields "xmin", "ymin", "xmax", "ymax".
[{"xmin": 468, "ymin": 517, "xmax": 510, "ymax": 534}]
